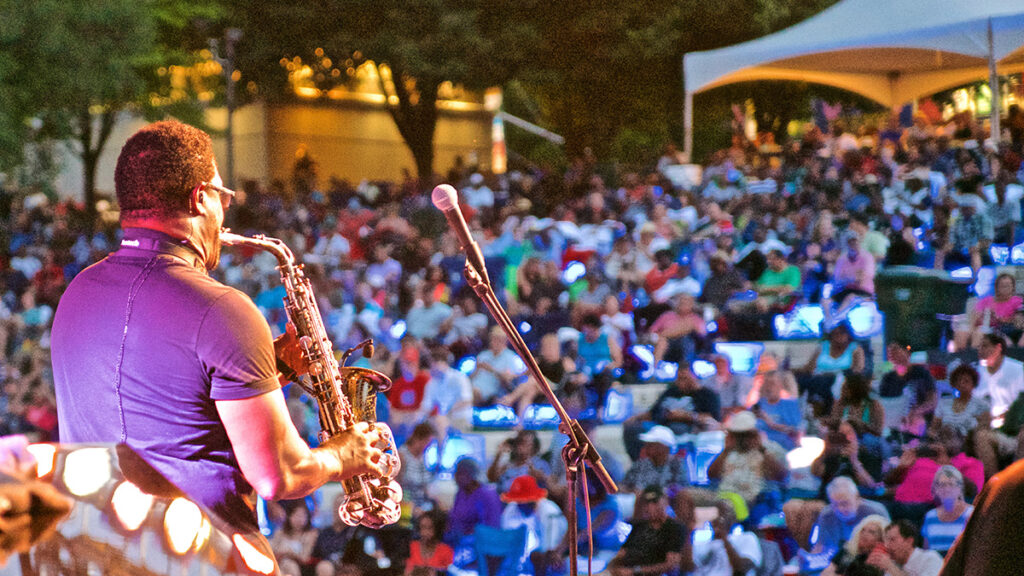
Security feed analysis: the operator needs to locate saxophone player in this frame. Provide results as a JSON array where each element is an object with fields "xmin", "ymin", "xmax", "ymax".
[{"xmin": 50, "ymin": 121, "xmax": 388, "ymax": 534}]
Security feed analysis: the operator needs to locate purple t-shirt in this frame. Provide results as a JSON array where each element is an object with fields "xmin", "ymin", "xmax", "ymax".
[
  {"xmin": 445, "ymin": 483, "xmax": 503, "ymax": 544},
  {"xmin": 51, "ymin": 228, "xmax": 280, "ymax": 531}
]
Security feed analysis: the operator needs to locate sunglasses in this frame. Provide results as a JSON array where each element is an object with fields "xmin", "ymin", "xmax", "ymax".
[{"xmin": 193, "ymin": 181, "xmax": 236, "ymax": 209}]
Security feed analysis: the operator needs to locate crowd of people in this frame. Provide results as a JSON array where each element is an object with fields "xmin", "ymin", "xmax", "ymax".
[{"xmin": 5, "ymin": 104, "xmax": 1024, "ymax": 575}]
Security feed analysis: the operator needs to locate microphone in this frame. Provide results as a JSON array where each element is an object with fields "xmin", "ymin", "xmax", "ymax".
[{"xmin": 432, "ymin": 184, "xmax": 490, "ymax": 284}]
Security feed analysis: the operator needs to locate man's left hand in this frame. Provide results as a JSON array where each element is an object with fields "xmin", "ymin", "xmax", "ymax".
[{"xmin": 274, "ymin": 323, "xmax": 310, "ymax": 379}]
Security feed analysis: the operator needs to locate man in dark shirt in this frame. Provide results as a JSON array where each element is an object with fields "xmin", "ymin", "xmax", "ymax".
[
  {"xmin": 700, "ymin": 251, "xmax": 749, "ymax": 309},
  {"xmin": 608, "ymin": 485, "xmax": 683, "ymax": 576},
  {"xmin": 879, "ymin": 341, "xmax": 936, "ymax": 436},
  {"xmin": 623, "ymin": 370, "xmax": 722, "ymax": 460},
  {"xmin": 51, "ymin": 121, "xmax": 385, "ymax": 533}
]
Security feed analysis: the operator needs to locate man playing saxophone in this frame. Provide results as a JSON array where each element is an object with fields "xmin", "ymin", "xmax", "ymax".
[{"xmin": 50, "ymin": 120, "xmax": 388, "ymax": 534}]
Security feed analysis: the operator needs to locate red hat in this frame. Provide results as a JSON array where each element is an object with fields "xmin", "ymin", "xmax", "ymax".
[{"xmin": 501, "ymin": 475, "xmax": 548, "ymax": 503}]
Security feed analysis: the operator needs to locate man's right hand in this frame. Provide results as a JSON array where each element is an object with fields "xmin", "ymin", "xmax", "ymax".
[{"xmin": 322, "ymin": 421, "xmax": 389, "ymax": 479}]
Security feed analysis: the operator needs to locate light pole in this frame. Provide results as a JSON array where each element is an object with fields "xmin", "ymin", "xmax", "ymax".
[{"xmin": 210, "ymin": 28, "xmax": 242, "ymax": 188}]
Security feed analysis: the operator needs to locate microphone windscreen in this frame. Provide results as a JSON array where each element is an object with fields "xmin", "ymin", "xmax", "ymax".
[{"xmin": 431, "ymin": 184, "xmax": 459, "ymax": 212}]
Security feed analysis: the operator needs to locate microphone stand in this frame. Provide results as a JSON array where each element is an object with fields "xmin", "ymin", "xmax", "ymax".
[{"xmin": 461, "ymin": 261, "xmax": 617, "ymax": 576}]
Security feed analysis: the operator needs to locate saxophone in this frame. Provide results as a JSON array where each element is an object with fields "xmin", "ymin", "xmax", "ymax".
[{"xmin": 220, "ymin": 230, "xmax": 402, "ymax": 528}]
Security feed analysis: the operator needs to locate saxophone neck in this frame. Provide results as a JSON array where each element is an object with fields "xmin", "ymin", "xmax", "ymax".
[{"xmin": 219, "ymin": 229, "xmax": 296, "ymax": 268}]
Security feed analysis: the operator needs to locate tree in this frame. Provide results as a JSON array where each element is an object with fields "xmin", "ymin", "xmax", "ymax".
[
  {"xmin": 513, "ymin": 0, "xmax": 838, "ymax": 164},
  {"xmin": 230, "ymin": 0, "xmax": 539, "ymax": 189},
  {"xmin": 0, "ymin": 0, "xmax": 220, "ymax": 226}
]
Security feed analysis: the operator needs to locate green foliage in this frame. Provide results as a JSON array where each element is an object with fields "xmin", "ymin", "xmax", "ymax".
[
  {"xmin": 0, "ymin": 0, "xmax": 219, "ymax": 212},
  {"xmin": 231, "ymin": 0, "xmax": 540, "ymax": 185}
]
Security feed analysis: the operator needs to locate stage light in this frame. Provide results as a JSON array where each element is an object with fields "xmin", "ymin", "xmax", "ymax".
[
  {"xmin": 950, "ymin": 267, "xmax": 973, "ymax": 279},
  {"xmin": 692, "ymin": 360, "xmax": 715, "ymax": 379},
  {"xmin": 388, "ymin": 320, "xmax": 407, "ymax": 340},
  {"xmin": 26, "ymin": 443, "xmax": 56, "ymax": 478},
  {"xmin": 164, "ymin": 497, "xmax": 203, "ymax": 555},
  {"xmin": 457, "ymin": 356, "xmax": 476, "ymax": 375},
  {"xmin": 233, "ymin": 533, "xmax": 276, "ymax": 575},
  {"xmin": 655, "ymin": 361, "xmax": 680, "ymax": 381},
  {"xmin": 63, "ymin": 448, "xmax": 113, "ymax": 497},
  {"xmin": 563, "ymin": 261, "xmax": 586, "ymax": 284},
  {"xmin": 786, "ymin": 436, "xmax": 825, "ymax": 469},
  {"xmin": 991, "ymin": 245, "xmax": 1010, "ymax": 266},
  {"xmin": 112, "ymin": 481, "xmax": 154, "ymax": 531}
]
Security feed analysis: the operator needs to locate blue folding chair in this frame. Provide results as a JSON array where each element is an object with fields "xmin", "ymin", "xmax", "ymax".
[{"xmin": 473, "ymin": 525, "xmax": 528, "ymax": 576}]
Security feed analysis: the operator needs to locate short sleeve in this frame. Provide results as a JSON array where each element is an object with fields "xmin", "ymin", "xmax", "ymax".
[{"xmin": 197, "ymin": 289, "xmax": 281, "ymax": 400}]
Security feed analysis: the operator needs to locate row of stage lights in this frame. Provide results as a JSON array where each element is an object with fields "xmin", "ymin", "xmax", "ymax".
[{"xmin": 22, "ymin": 443, "xmax": 276, "ymax": 575}]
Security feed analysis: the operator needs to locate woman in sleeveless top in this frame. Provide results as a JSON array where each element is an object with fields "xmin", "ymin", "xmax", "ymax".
[{"xmin": 797, "ymin": 323, "xmax": 866, "ymax": 415}]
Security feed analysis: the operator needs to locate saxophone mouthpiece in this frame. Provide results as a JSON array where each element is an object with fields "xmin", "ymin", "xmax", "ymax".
[{"xmin": 363, "ymin": 341, "xmax": 375, "ymax": 360}]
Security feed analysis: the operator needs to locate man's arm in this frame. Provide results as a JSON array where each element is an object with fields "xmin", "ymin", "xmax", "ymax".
[{"xmin": 217, "ymin": 392, "xmax": 385, "ymax": 501}]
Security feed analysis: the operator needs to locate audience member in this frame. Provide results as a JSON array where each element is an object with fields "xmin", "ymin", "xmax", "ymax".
[
  {"xmin": 865, "ymin": 520, "xmax": 942, "ymax": 576},
  {"xmin": 607, "ymin": 485, "xmax": 684, "ymax": 576}
]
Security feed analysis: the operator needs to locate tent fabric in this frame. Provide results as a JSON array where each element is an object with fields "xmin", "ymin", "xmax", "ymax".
[{"xmin": 684, "ymin": 0, "xmax": 1024, "ymax": 107}]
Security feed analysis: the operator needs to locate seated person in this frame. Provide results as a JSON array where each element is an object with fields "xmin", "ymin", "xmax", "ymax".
[
  {"xmin": 921, "ymin": 465, "xmax": 974, "ymax": 556},
  {"xmin": 972, "ymin": 332, "xmax": 1024, "ymax": 478},
  {"xmin": 707, "ymin": 411, "xmax": 787, "ymax": 524},
  {"xmin": 445, "ymin": 458, "xmax": 502, "ymax": 547},
  {"xmin": 699, "ymin": 251, "xmax": 749, "ymax": 310},
  {"xmin": 650, "ymin": 294, "xmax": 706, "ymax": 369},
  {"xmin": 796, "ymin": 323, "xmax": 866, "ymax": 413},
  {"xmin": 822, "ymin": 374, "xmax": 885, "ymax": 442},
  {"xmin": 957, "ymin": 273, "xmax": 1022, "ymax": 349},
  {"xmin": 397, "ymin": 422, "xmax": 438, "ymax": 516},
  {"xmin": 827, "ymin": 234, "xmax": 876, "ymax": 314},
  {"xmin": 820, "ymin": 514, "xmax": 888, "ymax": 576},
  {"xmin": 864, "ymin": 520, "xmax": 943, "ymax": 576},
  {"xmin": 499, "ymin": 475, "xmax": 568, "ymax": 572},
  {"xmin": 753, "ymin": 370, "xmax": 803, "ymax": 451},
  {"xmin": 573, "ymin": 313, "xmax": 623, "ymax": 408},
  {"xmin": 749, "ymin": 248, "xmax": 801, "ymax": 312},
  {"xmin": 499, "ymin": 332, "xmax": 577, "ymax": 419},
  {"xmin": 487, "ymin": 430, "xmax": 552, "ymax": 494},
  {"xmin": 622, "ymin": 425, "xmax": 688, "ymax": 494},
  {"xmin": 810, "ymin": 476, "xmax": 890, "ymax": 554},
  {"xmin": 405, "ymin": 509, "xmax": 455, "ymax": 575},
  {"xmin": 415, "ymin": 345, "xmax": 473, "ymax": 433},
  {"xmin": 623, "ymin": 370, "xmax": 721, "ymax": 461},
  {"xmin": 472, "ymin": 326, "xmax": 524, "ymax": 406},
  {"xmin": 937, "ymin": 184, "xmax": 993, "ymax": 275},
  {"xmin": 930, "ymin": 363, "xmax": 991, "ymax": 439},
  {"xmin": 536, "ymin": 467, "xmax": 625, "ymax": 576},
  {"xmin": 879, "ymin": 341, "xmax": 936, "ymax": 438},
  {"xmin": 607, "ymin": 486, "xmax": 684, "ymax": 576},
  {"xmin": 812, "ymin": 422, "xmax": 884, "ymax": 498},
  {"xmin": 705, "ymin": 354, "xmax": 753, "ymax": 417},
  {"xmin": 675, "ymin": 493, "xmax": 767, "ymax": 576}
]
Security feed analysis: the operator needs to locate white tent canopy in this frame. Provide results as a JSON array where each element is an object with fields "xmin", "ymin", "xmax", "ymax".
[{"xmin": 683, "ymin": 0, "xmax": 1024, "ymax": 156}]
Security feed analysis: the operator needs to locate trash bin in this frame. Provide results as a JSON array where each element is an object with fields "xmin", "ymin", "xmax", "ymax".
[{"xmin": 875, "ymin": 267, "xmax": 972, "ymax": 350}]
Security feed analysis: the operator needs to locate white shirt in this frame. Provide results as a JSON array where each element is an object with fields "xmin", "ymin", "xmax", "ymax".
[
  {"xmin": 417, "ymin": 367, "xmax": 473, "ymax": 426},
  {"xmin": 691, "ymin": 531, "xmax": 762, "ymax": 576},
  {"xmin": 887, "ymin": 547, "xmax": 943, "ymax": 576},
  {"xmin": 472, "ymin": 348, "xmax": 523, "ymax": 399},
  {"xmin": 653, "ymin": 276, "xmax": 703, "ymax": 303},
  {"xmin": 976, "ymin": 357, "xmax": 1024, "ymax": 418},
  {"xmin": 500, "ymin": 499, "xmax": 568, "ymax": 554}
]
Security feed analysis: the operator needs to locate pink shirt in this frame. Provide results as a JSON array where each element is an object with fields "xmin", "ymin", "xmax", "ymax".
[
  {"xmin": 950, "ymin": 453, "xmax": 985, "ymax": 495},
  {"xmin": 974, "ymin": 295, "xmax": 1023, "ymax": 324},
  {"xmin": 649, "ymin": 310, "xmax": 706, "ymax": 337},
  {"xmin": 895, "ymin": 457, "xmax": 941, "ymax": 503},
  {"xmin": 833, "ymin": 250, "xmax": 876, "ymax": 294}
]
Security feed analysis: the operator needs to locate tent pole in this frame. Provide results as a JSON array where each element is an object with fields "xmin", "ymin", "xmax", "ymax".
[
  {"xmin": 989, "ymin": 17, "xmax": 1001, "ymax": 145},
  {"xmin": 684, "ymin": 90, "xmax": 693, "ymax": 163}
]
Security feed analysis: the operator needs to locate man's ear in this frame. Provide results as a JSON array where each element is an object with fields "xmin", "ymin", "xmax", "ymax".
[{"xmin": 189, "ymin": 185, "xmax": 203, "ymax": 216}]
